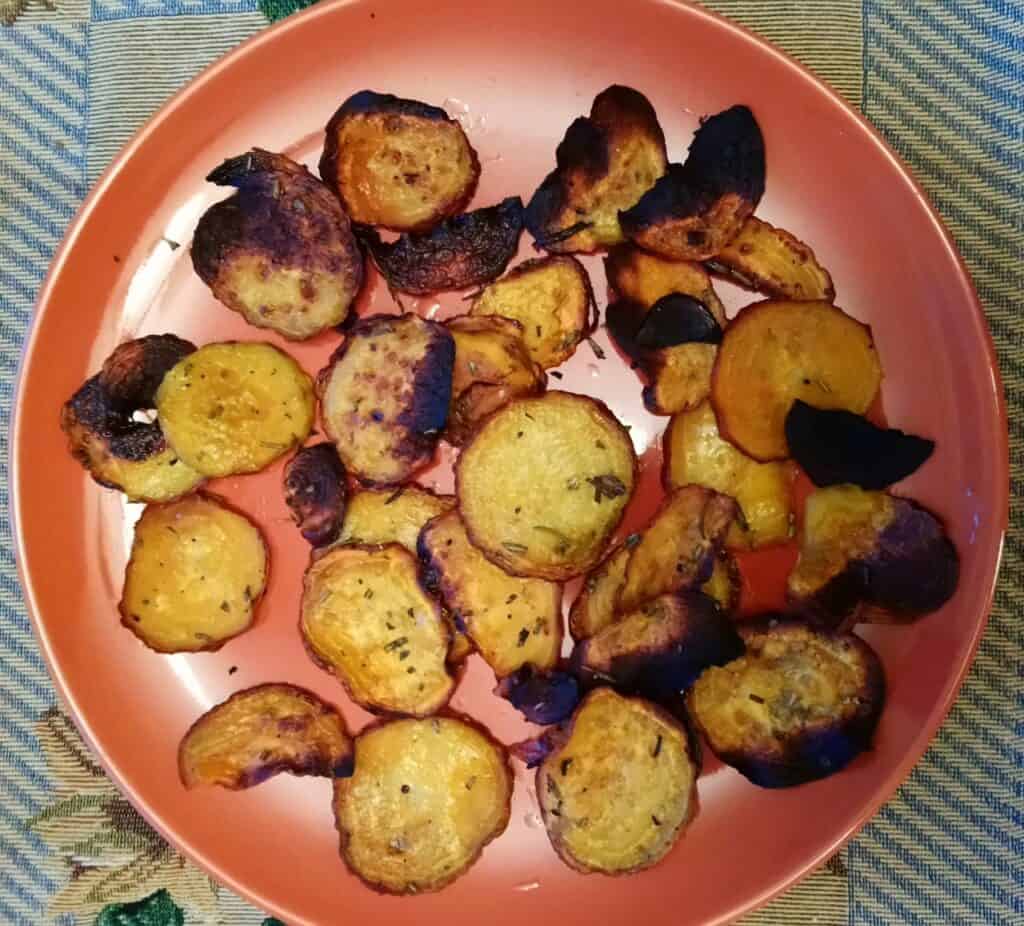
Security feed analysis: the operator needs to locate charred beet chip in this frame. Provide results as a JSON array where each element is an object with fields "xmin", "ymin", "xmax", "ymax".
[
  {"xmin": 621, "ymin": 105, "xmax": 766, "ymax": 261},
  {"xmin": 61, "ymin": 334, "xmax": 205, "ymax": 502},
  {"xmin": 572, "ymin": 591, "xmax": 744, "ymax": 698},
  {"xmin": 785, "ymin": 400, "xmax": 935, "ymax": 490},
  {"xmin": 192, "ymin": 149, "xmax": 363, "ymax": 340},
  {"xmin": 688, "ymin": 620, "xmax": 885, "ymax": 788},
  {"xmin": 362, "ymin": 197, "xmax": 524, "ymax": 295},
  {"xmin": 494, "ymin": 665, "xmax": 580, "ymax": 725},
  {"xmin": 633, "ymin": 293, "xmax": 723, "ymax": 348},
  {"xmin": 283, "ymin": 443, "xmax": 348, "ymax": 547}
]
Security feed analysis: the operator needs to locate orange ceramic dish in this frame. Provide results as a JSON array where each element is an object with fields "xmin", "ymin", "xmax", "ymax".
[{"xmin": 12, "ymin": 0, "xmax": 1006, "ymax": 924}]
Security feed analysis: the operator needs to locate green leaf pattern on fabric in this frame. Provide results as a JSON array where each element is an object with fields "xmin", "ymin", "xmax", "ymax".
[
  {"xmin": 95, "ymin": 889, "xmax": 185, "ymax": 926},
  {"xmin": 258, "ymin": 0, "xmax": 318, "ymax": 23}
]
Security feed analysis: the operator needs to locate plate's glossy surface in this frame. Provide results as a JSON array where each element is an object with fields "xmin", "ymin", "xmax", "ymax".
[{"xmin": 13, "ymin": 1, "xmax": 1006, "ymax": 923}]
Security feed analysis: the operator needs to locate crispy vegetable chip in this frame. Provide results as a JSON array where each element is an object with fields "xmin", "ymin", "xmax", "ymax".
[
  {"xmin": 300, "ymin": 544, "xmax": 454, "ymax": 715},
  {"xmin": 494, "ymin": 666, "xmax": 580, "ymax": 725},
  {"xmin": 445, "ymin": 315, "xmax": 545, "ymax": 445},
  {"xmin": 191, "ymin": 149, "xmax": 363, "ymax": 340},
  {"xmin": 619, "ymin": 485, "xmax": 737, "ymax": 612},
  {"xmin": 156, "ymin": 341, "xmax": 314, "ymax": 478},
  {"xmin": 179, "ymin": 683, "xmax": 353, "ymax": 789},
  {"xmin": 526, "ymin": 86, "xmax": 667, "ymax": 253},
  {"xmin": 787, "ymin": 486, "xmax": 959, "ymax": 628},
  {"xmin": 362, "ymin": 197, "xmax": 524, "ymax": 295},
  {"xmin": 318, "ymin": 314, "xmax": 454, "ymax": 485},
  {"xmin": 604, "ymin": 244, "xmax": 728, "ymax": 321},
  {"xmin": 334, "ymin": 716, "xmax": 512, "ymax": 893},
  {"xmin": 711, "ymin": 300, "xmax": 882, "ymax": 461},
  {"xmin": 664, "ymin": 400, "xmax": 796, "ymax": 549},
  {"xmin": 573, "ymin": 591, "xmax": 743, "ymax": 697},
  {"xmin": 621, "ymin": 105, "xmax": 765, "ymax": 260},
  {"xmin": 784, "ymin": 400, "xmax": 934, "ymax": 490},
  {"xmin": 319, "ymin": 90, "xmax": 480, "ymax": 232},
  {"xmin": 535, "ymin": 689, "xmax": 697, "ymax": 874},
  {"xmin": 457, "ymin": 392, "xmax": 636, "ymax": 580},
  {"xmin": 283, "ymin": 443, "xmax": 347, "ymax": 547},
  {"xmin": 120, "ymin": 494, "xmax": 267, "ymax": 652},
  {"xmin": 705, "ymin": 217, "xmax": 835, "ymax": 301},
  {"xmin": 689, "ymin": 620, "xmax": 885, "ymax": 787},
  {"xmin": 337, "ymin": 486, "xmax": 455, "ymax": 554},
  {"xmin": 568, "ymin": 542, "xmax": 632, "ymax": 641},
  {"xmin": 61, "ymin": 335, "xmax": 205, "ymax": 502},
  {"xmin": 419, "ymin": 511, "xmax": 562, "ymax": 676},
  {"xmin": 470, "ymin": 256, "xmax": 594, "ymax": 368}
]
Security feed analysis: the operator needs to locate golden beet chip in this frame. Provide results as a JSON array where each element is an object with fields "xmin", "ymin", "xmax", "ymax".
[
  {"xmin": 568, "ymin": 541, "xmax": 632, "ymax": 642},
  {"xmin": 445, "ymin": 315, "xmax": 545, "ymax": 445},
  {"xmin": 419, "ymin": 511, "xmax": 562, "ymax": 677},
  {"xmin": 711, "ymin": 300, "xmax": 882, "ymax": 461},
  {"xmin": 787, "ymin": 486, "xmax": 959, "ymax": 629},
  {"xmin": 526, "ymin": 86, "xmax": 667, "ymax": 253},
  {"xmin": 362, "ymin": 197, "xmax": 524, "ymax": 296},
  {"xmin": 319, "ymin": 90, "xmax": 480, "ymax": 232},
  {"xmin": 191, "ymin": 149, "xmax": 363, "ymax": 340},
  {"xmin": 706, "ymin": 217, "xmax": 835, "ymax": 301},
  {"xmin": 334, "ymin": 716, "xmax": 512, "ymax": 894},
  {"xmin": 457, "ymin": 392, "xmax": 636, "ymax": 580},
  {"xmin": 663, "ymin": 400, "xmax": 796, "ymax": 549},
  {"xmin": 300, "ymin": 544, "xmax": 454, "ymax": 716},
  {"xmin": 318, "ymin": 314, "xmax": 454, "ymax": 485},
  {"xmin": 688, "ymin": 620, "xmax": 885, "ymax": 788},
  {"xmin": 621, "ymin": 105, "xmax": 765, "ymax": 260},
  {"xmin": 469, "ymin": 256, "xmax": 594, "ymax": 368},
  {"xmin": 283, "ymin": 442, "xmax": 347, "ymax": 547},
  {"xmin": 120, "ymin": 494, "xmax": 267, "ymax": 653},
  {"xmin": 618, "ymin": 485, "xmax": 737, "ymax": 612},
  {"xmin": 61, "ymin": 335, "xmax": 205, "ymax": 502},
  {"xmin": 156, "ymin": 341, "xmax": 314, "ymax": 478},
  {"xmin": 337, "ymin": 486, "xmax": 455, "ymax": 554},
  {"xmin": 179, "ymin": 683, "xmax": 353, "ymax": 790},
  {"xmin": 535, "ymin": 689, "xmax": 697, "ymax": 874},
  {"xmin": 604, "ymin": 244, "xmax": 727, "ymax": 322}
]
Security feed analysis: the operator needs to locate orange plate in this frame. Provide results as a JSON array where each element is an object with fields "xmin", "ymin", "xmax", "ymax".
[{"xmin": 12, "ymin": 1, "xmax": 1007, "ymax": 923}]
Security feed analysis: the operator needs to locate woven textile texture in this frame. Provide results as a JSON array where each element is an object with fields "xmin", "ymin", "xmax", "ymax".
[{"xmin": 0, "ymin": 0, "xmax": 1020, "ymax": 923}]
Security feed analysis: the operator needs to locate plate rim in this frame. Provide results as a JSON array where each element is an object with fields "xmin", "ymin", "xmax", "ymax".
[{"xmin": 10, "ymin": 0, "xmax": 1009, "ymax": 922}]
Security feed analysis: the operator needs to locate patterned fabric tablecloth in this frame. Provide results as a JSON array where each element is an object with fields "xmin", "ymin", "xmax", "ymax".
[{"xmin": 0, "ymin": 1, "xmax": 1020, "ymax": 923}]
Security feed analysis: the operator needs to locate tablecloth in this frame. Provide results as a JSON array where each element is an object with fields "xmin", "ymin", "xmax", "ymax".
[{"xmin": 0, "ymin": 1, "xmax": 1020, "ymax": 923}]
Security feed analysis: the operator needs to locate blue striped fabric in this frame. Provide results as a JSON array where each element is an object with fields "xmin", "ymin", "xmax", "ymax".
[
  {"xmin": 0, "ymin": 24, "xmax": 88, "ymax": 926},
  {"xmin": 91, "ymin": 0, "xmax": 258, "ymax": 22},
  {"xmin": 853, "ymin": 0, "xmax": 1024, "ymax": 923}
]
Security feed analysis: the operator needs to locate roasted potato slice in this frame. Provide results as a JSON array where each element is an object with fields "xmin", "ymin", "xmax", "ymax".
[
  {"xmin": 526, "ymin": 86, "xmax": 668, "ymax": 253},
  {"xmin": 604, "ymin": 244, "xmax": 727, "ymax": 322},
  {"xmin": 318, "ymin": 314, "xmax": 454, "ymax": 485},
  {"xmin": 337, "ymin": 486, "xmax": 455, "ymax": 553},
  {"xmin": 446, "ymin": 315, "xmax": 545, "ymax": 444},
  {"xmin": 61, "ymin": 335, "xmax": 205, "ymax": 502},
  {"xmin": 300, "ymin": 544, "xmax": 454, "ymax": 715},
  {"xmin": 419, "ymin": 511, "xmax": 562, "ymax": 677},
  {"xmin": 688, "ymin": 620, "xmax": 885, "ymax": 787},
  {"xmin": 283, "ymin": 443, "xmax": 347, "ymax": 547},
  {"xmin": 568, "ymin": 541, "xmax": 633, "ymax": 641},
  {"xmin": 573, "ymin": 591, "xmax": 743, "ymax": 698},
  {"xmin": 621, "ymin": 105, "xmax": 765, "ymax": 260},
  {"xmin": 495, "ymin": 666, "xmax": 580, "ymax": 725},
  {"xmin": 120, "ymin": 494, "xmax": 267, "ymax": 653},
  {"xmin": 702, "ymin": 552, "xmax": 742, "ymax": 613},
  {"xmin": 156, "ymin": 341, "xmax": 314, "ymax": 478},
  {"xmin": 362, "ymin": 197, "xmax": 524, "ymax": 296},
  {"xmin": 457, "ymin": 392, "xmax": 636, "ymax": 580},
  {"xmin": 787, "ymin": 486, "xmax": 959, "ymax": 628},
  {"xmin": 191, "ymin": 149, "xmax": 363, "ymax": 340},
  {"xmin": 711, "ymin": 300, "xmax": 882, "ymax": 461},
  {"xmin": 319, "ymin": 90, "xmax": 480, "ymax": 232},
  {"xmin": 619, "ymin": 486, "xmax": 737, "ymax": 612},
  {"xmin": 469, "ymin": 256, "xmax": 594, "ymax": 368},
  {"xmin": 536, "ymin": 688, "xmax": 697, "ymax": 874},
  {"xmin": 784, "ymin": 400, "xmax": 934, "ymax": 490},
  {"xmin": 179, "ymin": 684, "xmax": 353, "ymax": 790},
  {"xmin": 334, "ymin": 716, "xmax": 512, "ymax": 894},
  {"xmin": 705, "ymin": 217, "xmax": 835, "ymax": 301},
  {"xmin": 664, "ymin": 400, "xmax": 796, "ymax": 549}
]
